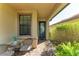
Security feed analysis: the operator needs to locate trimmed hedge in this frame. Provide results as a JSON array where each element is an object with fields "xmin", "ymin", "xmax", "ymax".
[{"xmin": 49, "ymin": 21, "xmax": 79, "ymax": 44}]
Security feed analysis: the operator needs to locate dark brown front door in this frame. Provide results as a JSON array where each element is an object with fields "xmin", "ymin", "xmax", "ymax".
[{"xmin": 39, "ymin": 21, "xmax": 46, "ymax": 40}]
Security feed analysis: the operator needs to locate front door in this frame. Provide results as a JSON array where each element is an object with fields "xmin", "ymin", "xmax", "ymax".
[{"xmin": 39, "ymin": 21, "xmax": 46, "ymax": 40}]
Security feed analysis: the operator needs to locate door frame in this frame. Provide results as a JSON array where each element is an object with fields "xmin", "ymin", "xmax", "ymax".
[{"xmin": 38, "ymin": 21, "xmax": 46, "ymax": 40}]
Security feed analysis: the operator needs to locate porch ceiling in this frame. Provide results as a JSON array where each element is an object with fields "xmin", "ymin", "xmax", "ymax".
[{"xmin": 9, "ymin": 3, "xmax": 67, "ymax": 20}]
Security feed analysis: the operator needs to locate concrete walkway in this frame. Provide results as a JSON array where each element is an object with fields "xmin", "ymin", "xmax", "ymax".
[{"xmin": 23, "ymin": 40, "xmax": 53, "ymax": 56}]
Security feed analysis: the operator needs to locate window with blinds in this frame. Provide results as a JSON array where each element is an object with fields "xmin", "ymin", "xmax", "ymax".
[{"xmin": 19, "ymin": 15, "xmax": 31, "ymax": 35}]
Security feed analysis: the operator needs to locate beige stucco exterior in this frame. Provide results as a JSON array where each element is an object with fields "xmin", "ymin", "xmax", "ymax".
[
  {"xmin": 0, "ymin": 3, "xmax": 67, "ymax": 53},
  {"xmin": 0, "ymin": 4, "xmax": 17, "ymax": 53},
  {"xmin": 17, "ymin": 10, "xmax": 38, "ymax": 39},
  {"xmin": 0, "ymin": 4, "xmax": 48, "ymax": 53}
]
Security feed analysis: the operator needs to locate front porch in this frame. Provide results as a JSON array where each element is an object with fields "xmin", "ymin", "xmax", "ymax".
[{"xmin": 0, "ymin": 3, "xmax": 67, "ymax": 56}]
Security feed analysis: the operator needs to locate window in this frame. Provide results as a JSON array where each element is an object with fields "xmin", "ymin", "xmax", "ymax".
[{"xmin": 19, "ymin": 15, "xmax": 31, "ymax": 35}]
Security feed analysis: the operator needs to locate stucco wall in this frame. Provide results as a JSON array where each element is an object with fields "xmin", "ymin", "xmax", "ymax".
[
  {"xmin": 0, "ymin": 4, "xmax": 17, "ymax": 53},
  {"xmin": 0, "ymin": 4, "xmax": 49, "ymax": 53},
  {"xmin": 32, "ymin": 10, "xmax": 38, "ymax": 39},
  {"xmin": 17, "ymin": 10, "xmax": 38, "ymax": 39},
  {"xmin": 46, "ymin": 20, "xmax": 49, "ymax": 40}
]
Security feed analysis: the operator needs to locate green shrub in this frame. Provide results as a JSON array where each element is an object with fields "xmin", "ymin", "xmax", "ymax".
[
  {"xmin": 56, "ymin": 24, "xmax": 69, "ymax": 31},
  {"xmin": 49, "ymin": 22, "xmax": 79, "ymax": 43},
  {"xmin": 55, "ymin": 41, "xmax": 79, "ymax": 56}
]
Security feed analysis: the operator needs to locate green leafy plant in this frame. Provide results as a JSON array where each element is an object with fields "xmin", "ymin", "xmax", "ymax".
[
  {"xmin": 55, "ymin": 41, "xmax": 79, "ymax": 56},
  {"xmin": 49, "ymin": 21, "xmax": 79, "ymax": 43}
]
